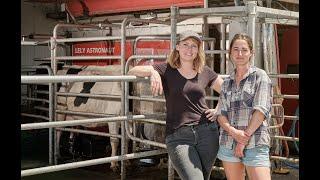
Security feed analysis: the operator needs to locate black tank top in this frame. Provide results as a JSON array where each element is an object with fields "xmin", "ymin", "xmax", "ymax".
[{"xmin": 152, "ymin": 63, "xmax": 218, "ymax": 136}]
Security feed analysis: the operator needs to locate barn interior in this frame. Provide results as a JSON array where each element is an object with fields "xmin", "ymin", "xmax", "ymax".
[{"xmin": 21, "ymin": 0, "xmax": 299, "ymax": 179}]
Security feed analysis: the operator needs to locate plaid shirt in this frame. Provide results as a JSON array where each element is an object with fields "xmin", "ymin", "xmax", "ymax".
[{"xmin": 216, "ymin": 66, "xmax": 273, "ymax": 149}]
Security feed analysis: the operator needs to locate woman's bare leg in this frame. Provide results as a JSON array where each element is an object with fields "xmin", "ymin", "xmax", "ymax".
[
  {"xmin": 246, "ymin": 166, "xmax": 271, "ymax": 180},
  {"xmin": 222, "ymin": 161, "xmax": 246, "ymax": 180}
]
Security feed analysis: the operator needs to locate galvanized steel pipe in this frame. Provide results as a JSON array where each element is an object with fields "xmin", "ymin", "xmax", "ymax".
[
  {"xmin": 56, "ymin": 127, "xmax": 122, "ymax": 139},
  {"xmin": 55, "ymin": 36, "xmax": 121, "ymax": 43},
  {"xmin": 268, "ymin": 74, "xmax": 299, "ymax": 79},
  {"xmin": 21, "ymin": 75, "xmax": 148, "ymax": 84},
  {"xmin": 271, "ymin": 135, "xmax": 299, "ymax": 142},
  {"xmin": 22, "ymin": 115, "xmax": 150, "ymax": 130},
  {"xmin": 270, "ymin": 156, "xmax": 299, "ymax": 163},
  {"xmin": 21, "ymin": 149, "xmax": 167, "ymax": 177}
]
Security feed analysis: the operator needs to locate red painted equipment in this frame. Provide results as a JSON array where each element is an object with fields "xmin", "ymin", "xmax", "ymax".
[
  {"xmin": 72, "ymin": 40, "xmax": 170, "ymax": 66},
  {"xmin": 66, "ymin": 0, "xmax": 203, "ymax": 17},
  {"xmin": 278, "ymin": 26, "xmax": 299, "ymax": 138}
]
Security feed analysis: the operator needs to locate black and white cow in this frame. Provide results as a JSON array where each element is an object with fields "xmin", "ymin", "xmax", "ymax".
[{"xmin": 56, "ymin": 65, "xmax": 123, "ymax": 171}]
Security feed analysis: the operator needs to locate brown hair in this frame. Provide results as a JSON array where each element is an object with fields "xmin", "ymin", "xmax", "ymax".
[
  {"xmin": 167, "ymin": 37, "xmax": 205, "ymax": 73},
  {"xmin": 229, "ymin": 33, "xmax": 253, "ymax": 54}
]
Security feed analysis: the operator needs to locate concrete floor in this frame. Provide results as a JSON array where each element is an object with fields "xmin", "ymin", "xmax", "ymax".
[
  {"xmin": 21, "ymin": 158, "xmax": 299, "ymax": 180},
  {"xmin": 21, "ymin": 128, "xmax": 299, "ymax": 180}
]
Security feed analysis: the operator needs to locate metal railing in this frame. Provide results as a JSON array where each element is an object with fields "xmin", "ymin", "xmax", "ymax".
[
  {"xmin": 21, "ymin": 75, "xmax": 168, "ymax": 177},
  {"xmin": 21, "ymin": 2, "xmax": 299, "ymax": 179},
  {"xmin": 21, "ymin": 65, "xmax": 54, "ymax": 164}
]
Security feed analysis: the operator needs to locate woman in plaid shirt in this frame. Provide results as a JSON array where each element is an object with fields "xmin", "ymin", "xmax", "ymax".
[{"xmin": 216, "ymin": 33, "xmax": 273, "ymax": 180}]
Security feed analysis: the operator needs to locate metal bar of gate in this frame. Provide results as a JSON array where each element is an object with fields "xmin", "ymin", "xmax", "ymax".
[
  {"xmin": 22, "ymin": 149, "xmax": 167, "ymax": 177},
  {"xmin": 21, "ymin": 65, "xmax": 54, "ymax": 165},
  {"xmin": 21, "ymin": 75, "xmax": 149, "ymax": 84},
  {"xmin": 21, "ymin": 114, "xmax": 161, "ymax": 131}
]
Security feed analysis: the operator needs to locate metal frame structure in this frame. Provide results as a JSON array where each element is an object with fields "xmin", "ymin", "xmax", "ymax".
[{"xmin": 21, "ymin": 1, "xmax": 299, "ymax": 179}]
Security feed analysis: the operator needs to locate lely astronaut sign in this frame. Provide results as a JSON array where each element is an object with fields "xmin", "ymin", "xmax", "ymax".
[{"xmin": 73, "ymin": 42, "xmax": 115, "ymax": 56}]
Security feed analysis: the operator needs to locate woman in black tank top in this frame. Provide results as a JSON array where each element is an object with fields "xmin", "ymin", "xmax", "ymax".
[{"xmin": 128, "ymin": 30, "xmax": 223, "ymax": 180}]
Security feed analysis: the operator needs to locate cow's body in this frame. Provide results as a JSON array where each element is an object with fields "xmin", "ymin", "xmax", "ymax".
[
  {"xmin": 133, "ymin": 79, "xmax": 166, "ymax": 144},
  {"xmin": 133, "ymin": 79, "xmax": 167, "ymax": 168},
  {"xmin": 56, "ymin": 65, "xmax": 122, "ymax": 171},
  {"xmin": 56, "ymin": 64, "xmax": 166, "ymax": 170}
]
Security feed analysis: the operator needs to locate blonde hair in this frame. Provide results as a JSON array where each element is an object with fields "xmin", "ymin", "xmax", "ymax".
[{"xmin": 167, "ymin": 37, "xmax": 205, "ymax": 73}]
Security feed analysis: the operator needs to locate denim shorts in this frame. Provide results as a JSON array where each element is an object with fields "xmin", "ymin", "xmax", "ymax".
[{"xmin": 217, "ymin": 144, "xmax": 270, "ymax": 167}]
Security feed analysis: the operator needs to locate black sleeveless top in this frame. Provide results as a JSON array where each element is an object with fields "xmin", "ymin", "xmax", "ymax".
[{"xmin": 152, "ymin": 63, "xmax": 218, "ymax": 136}]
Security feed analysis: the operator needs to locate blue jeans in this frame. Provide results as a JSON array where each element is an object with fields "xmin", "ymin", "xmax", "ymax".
[{"xmin": 165, "ymin": 121, "xmax": 219, "ymax": 180}]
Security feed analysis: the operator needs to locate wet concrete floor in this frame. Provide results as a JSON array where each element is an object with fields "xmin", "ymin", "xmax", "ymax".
[
  {"xmin": 21, "ymin": 152, "xmax": 299, "ymax": 180},
  {"xmin": 21, "ymin": 128, "xmax": 298, "ymax": 180}
]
